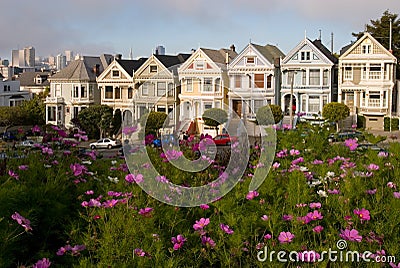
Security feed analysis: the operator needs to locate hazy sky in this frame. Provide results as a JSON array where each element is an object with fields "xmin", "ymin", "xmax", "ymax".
[{"xmin": 1, "ymin": 0, "xmax": 398, "ymax": 61}]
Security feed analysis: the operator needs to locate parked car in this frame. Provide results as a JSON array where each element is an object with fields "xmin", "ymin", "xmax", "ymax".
[
  {"xmin": 213, "ymin": 134, "xmax": 237, "ymax": 146},
  {"xmin": 357, "ymin": 143, "xmax": 388, "ymax": 153},
  {"xmin": 328, "ymin": 130, "xmax": 364, "ymax": 143},
  {"xmin": 19, "ymin": 140, "xmax": 36, "ymax": 148},
  {"xmin": 89, "ymin": 138, "xmax": 121, "ymax": 149}
]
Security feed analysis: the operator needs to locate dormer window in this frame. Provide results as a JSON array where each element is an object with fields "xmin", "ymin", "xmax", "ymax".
[
  {"xmin": 35, "ymin": 76, "xmax": 42, "ymax": 84},
  {"xmin": 246, "ymin": 57, "xmax": 255, "ymax": 64},
  {"xmin": 362, "ymin": 44, "xmax": 371, "ymax": 54},
  {"xmin": 300, "ymin": 51, "xmax": 311, "ymax": 61},
  {"xmin": 150, "ymin": 65, "xmax": 158, "ymax": 73},
  {"xmin": 112, "ymin": 70, "xmax": 120, "ymax": 77}
]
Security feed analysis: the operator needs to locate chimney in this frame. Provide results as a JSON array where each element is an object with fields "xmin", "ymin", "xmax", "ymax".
[
  {"xmin": 115, "ymin": 54, "xmax": 122, "ymax": 60},
  {"xmin": 230, "ymin": 44, "xmax": 236, "ymax": 52},
  {"xmin": 93, "ymin": 64, "xmax": 100, "ymax": 76},
  {"xmin": 225, "ymin": 52, "xmax": 229, "ymax": 64}
]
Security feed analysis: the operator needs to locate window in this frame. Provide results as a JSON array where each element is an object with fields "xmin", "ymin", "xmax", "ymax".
[
  {"xmin": 344, "ymin": 67, "xmax": 352, "ymax": 80},
  {"xmin": 248, "ymin": 75, "xmax": 252, "ymax": 88},
  {"xmin": 168, "ymin": 105, "xmax": 173, "ymax": 120},
  {"xmin": 128, "ymin": 87, "xmax": 133, "ymax": 99},
  {"xmin": 215, "ymin": 78, "xmax": 220, "ymax": 92},
  {"xmin": 368, "ymin": 91, "xmax": 380, "ymax": 107},
  {"xmin": 309, "ymin": 69, "xmax": 320, "ymax": 86},
  {"xmin": 89, "ymin": 85, "xmax": 94, "ymax": 98},
  {"xmin": 73, "ymin": 86, "xmax": 79, "ymax": 98},
  {"xmin": 322, "ymin": 95, "xmax": 328, "ymax": 107},
  {"xmin": 150, "ymin": 65, "xmax": 157, "ymax": 73},
  {"xmin": 47, "ymin": 106, "xmax": 56, "ymax": 121},
  {"xmin": 362, "ymin": 44, "xmax": 371, "ymax": 54},
  {"xmin": 214, "ymin": 101, "xmax": 221, "ymax": 109},
  {"xmin": 204, "ymin": 78, "xmax": 212, "ymax": 92},
  {"xmin": 157, "ymin": 105, "xmax": 166, "ymax": 113},
  {"xmin": 3, "ymin": 85, "xmax": 6, "ymax": 92},
  {"xmin": 267, "ymin": 75, "xmax": 272, "ymax": 88},
  {"xmin": 186, "ymin": 79, "xmax": 192, "ymax": 92},
  {"xmin": 167, "ymin": 83, "xmax": 174, "ymax": 97},
  {"xmin": 254, "ymin": 74, "xmax": 264, "ymax": 88},
  {"xmin": 301, "ymin": 71, "xmax": 307, "ymax": 85},
  {"xmin": 112, "ymin": 70, "xmax": 120, "ymax": 77},
  {"xmin": 369, "ymin": 64, "xmax": 381, "ymax": 79},
  {"xmin": 105, "ymin": 86, "xmax": 113, "ymax": 99},
  {"xmin": 195, "ymin": 61, "xmax": 204, "ymax": 70},
  {"xmin": 73, "ymin": 107, "xmax": 79, "ymax": 118},
  {"xmin": 66, "ymin": 107, "xmax": 70, "ymax": 113},
  {"xmin": 235, "ymin": 75, "xmax": 241, "ymax": 88},
  {"xmin": 81, "ymin": 86, "xmax": 87, "ymax": 98},
  {"xmin": 204, "ymin": 102, "xmax": 213, "ymax": 110},
  {"xmin": 323, "ymin": 70, "xmax": 329, "ymax": 85},
  {"xmin": 300, "ymin": 51, "xmax": 311, "ymax": 61},
  {"xmin": 157, "ymin": 82, "xmax": 166, "ymax": 96},
  {"xmin": 308, "ymin": 96, "xmax": 320, "ymax": 113},
  {"xmin": 246, "ymin": 57, "xmax": 255, "ymax": 64},
  {"xmin": 114, "ymin": 87, "xmax": 121, "ymax": 99},
  {"xmin": 55, "ymin": 84, "xmax": 61, "ymax": 96},
  {"xmin": 142, "ymin": 83, "xmax": 148, "ymax": 95},
  {"xmin": 301, "ymin": 96, "xmax": 307, "ymax": 112}
]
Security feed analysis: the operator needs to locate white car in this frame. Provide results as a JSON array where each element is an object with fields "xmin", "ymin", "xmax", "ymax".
[
  {"xmin": 19, "ymin": 140, "xmax": 36, "ymax": 147},
  {"xmin": 90, "ymin": 138, "xmax": 120, "ymax": 149}
]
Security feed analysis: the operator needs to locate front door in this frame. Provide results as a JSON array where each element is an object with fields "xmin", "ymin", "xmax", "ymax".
[{"xmin": 232, "ymin": 100, "xmax": 242, "ymax": 118}]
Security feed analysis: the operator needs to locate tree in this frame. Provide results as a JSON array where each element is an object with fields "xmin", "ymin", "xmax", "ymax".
[
  {"xmin": 111, "ymin": 109, "xmax": 122, "ymax": 136},
  {"xmin": 322, "ymin": 102, "xmax": 350, "ymax": 131},
  {"xmin": 352, "ymin": 10, "xmax": 400, "ymax": 76},
  {"xmin": 19, "ymin": 94, "xmax": 46, "ymax": 126},
  {"xmin": 256, "ymin": 104, "xmax": 283, "ymax": 125},
  {"xmin": 0, "ymin": 106, "xmax": 24, "ymax": 130},
  {"xmin": 140, "ymin": 111, "xmax": 168, "ymax": 136},
  {"xmin": 77, "ymin": 105, "xmax": 113, "ymax": 139},
  {"xmin": 202, "ymin": 108, "xmax": 228, "ymax": 134}
]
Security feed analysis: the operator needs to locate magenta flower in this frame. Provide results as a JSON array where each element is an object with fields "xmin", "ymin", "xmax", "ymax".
[
  {"xmin": 171, "ymin": 234, "xmax": 186, "ymax": 250},
  {"xmin": 71, "ymin": 245, "xmax": 86, "ymax": 255},
  {"xmin": 272, "ymin": 162, "xmax": 280, "ymax": 169},
  {"xmin": 282, "ymin": 214, "xmax": 293, "ymax": 221},
  {"xmin": 365, "ymin": 189, "xmax": 377, "ymax": 195},
  {"xmin": 344, "ymin": 138, "xmax": 358, "ymax": 151},
  {"xmin": 102, "ymin": 199, "xmax": 118, "ymax": 208},
  {"xmin": 312, "ymin": 159, "xmax": 324, "ymax": 165},
  {"xmin": 290, "ymin": 149, "xmax": 300, "ymax": 156},
  {"xmin": 264, "ymin": 234, "xmax": 272, "ymax": 240},
  {"xmin": 18, "ymin": 165, "xmax": 29, "ymax": 170},
  {"xmin": 298, "ymin": 250, "xmax": 320, "ymax": 262},
  {"xmin": 32, "ymin": 258, "xmax": 51, "ymax": 268},
  {"xmin": 125, "ymin": 173, "xmax": 143, "ymax": 184},
  {"xmin": 134, "ymin": 248, "xmax": 146, "ymax": 257},
  {"xmin": 56, "ymin": 245, "xmax": 72, "ymax": 256},
  {"xmin": 313, "ymin": 225, "xmax": 324, "ymax": 233},
  {"xmin": 155, "ymin": 175, "xmax": 169, "ymax": 183},
  {"xmin": 11, "ymin": 212, "xmax": 32, "ymax": 231},
  {"xmin": 200, "ymin": 204, "xmax": 209, "ymax": 210},
  {"xmin": 8, "ymin": 170, "xmax": 19, "ymax": 180},
  {"xmin": 387, "ymin": 182, "xmax": 397, "ymax": 189},
  {"xmin": 278, "ymin": 231, "xmax": 295, "ymax": 244},
  {"xmin": 367, "ymin": 163, "xmax": 380, "ymax": 171},
  {"xmin": 378, "ymin": 151, "xmax": 388, "ymax": 157},
  {"xmin": 32, "ymin": 125, "xmax": 41, "ymax": 133},
  {"xmin": 340, "ymin": 228, "xmax": 362, "ymax": 242},
  {"xmin": 42, "ymin": 147, "xmax": 54, "ymax": 155},
  {"xmin": 201, "ymin": 236, "xmax": 216, "ymax": 248},
  {"xmin": 193, "ymin": 218, "xmax": 210, "ymax": 231},
  {"xmin": 70, "ymin": 163, "xmax": 87, "ymax": 177},
  {"xmin": 394, "ymin": 192, "xmax": 400, "ymax": 199},
  {"xmin": 327, "ymin": 189, "xmax": 341, "ymax": 194},
  {"xmin": 261, "ymin": 215, "xmax": 269, "ymax": 221},
  {"xmin": 353, "ymin": 208, "xmax": 371, "ymax": 221},
  {"xmin": 85, "ymin": 190, "xmax": 94, "ymax": 195},
  {"xmin": 163, "ymin": 150, "xmax": 183, "ymax": 161},
  {"xmin": 220, "ymin": 223, "xmax": 234, "ymax": 234},
  {"xmin": 122, "ymin": 126, "xmax": 138, "ymax": 135},
  {"xmin": 139, "ymin": 207, "xmax": 153, "ymax": 216},
  {"xmin": 297, "ymin": 216, "xmax": 311, "ymax": 224},
  {"xmin": 291, "ymin": 157, "xmax": 304, "ymax": 165},
  {"xmin": 309, "ymin": 202, "xmax": 321, "ymax": 209},
  {"xmin": 246, "ymin": 190, "xmax": 259, "ymax": 200}
]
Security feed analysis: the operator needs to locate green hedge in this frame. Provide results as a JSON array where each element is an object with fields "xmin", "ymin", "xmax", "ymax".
[
  {"xmin": 357, "ymin": 115, "xmax": 366, "ymax": 129},
  {"xmin": 384, "ymin": 117, "xmax": 399, "ymax": 131}
]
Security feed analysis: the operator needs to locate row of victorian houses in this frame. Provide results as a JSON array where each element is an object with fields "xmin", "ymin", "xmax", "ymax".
[{"xmin": 10, "ymin": 32, "xmax": 397, "ymax": 132}]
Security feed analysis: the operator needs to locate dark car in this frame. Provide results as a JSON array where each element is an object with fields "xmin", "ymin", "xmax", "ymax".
[
  {"xmin": 213, "ymin": 134, "xmax": 237, "ymax": 146},
  {"xmin": 328, "ymin": 130, "xmax": 364, "ymax": 142},
  {"xmin": 357, "ymin": 143, "xmax": 388, "ymax": 153}
]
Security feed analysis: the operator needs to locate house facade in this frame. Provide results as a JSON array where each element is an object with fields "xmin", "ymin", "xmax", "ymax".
[
  {"xmin": 96, "ymin": 56, "xmax": 147, "ymax": 126},
  {"xmin": 18, "ymin": 71, "xmax": 52, "ymax": 98},
  {"xmin": 228, "ymin": 43, "xmax": 284, "ymax": 120},
  {"xmin": 338, "ymin": 32, "xmax": 397, "ymax": 130},
  {"xmin": 178, "ymin": 47, "xmax": 237, "ymax": 133},
  {"xmin": 281, "ymin": 38, "xmax": 338, "ymax": 120},
  {"xmin": 134, "ymin": 53, "xmax": 190, "ymax": 126},
  {"xmin": 45, "ymin": 54, "xmax": 113, "ymax": 128},
  {"xmin": 0, "ymin": 77, "xmax": 27, "ymax": 106}
]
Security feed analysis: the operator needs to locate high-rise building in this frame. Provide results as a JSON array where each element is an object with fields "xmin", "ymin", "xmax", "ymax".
[
  {"xmin": 65, "ymin": 50, "xmax": 74, "ymax": 64},
  {"xmin": 11, "ymin": 46, "xmax": 35, "ymax": 67},
  {"xmin": 155, "ymin": 45, "xmax": 165, "ymax": 55},
  {"xmin": 56, "ymin": 54, "xmax": 67, "ymax": 70}
]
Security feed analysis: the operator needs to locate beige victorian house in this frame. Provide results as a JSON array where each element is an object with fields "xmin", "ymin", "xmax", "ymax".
[
  {"xmin": 338, "ymin": 32, "xmax": 397, "ymax": 130},
  {"xmin": 178, "ymin": 47, "xmax": 237, "ymax": 133},
  {"xmin": 96, "ymin": 55, "xmax": 147, "ymax": 126}
]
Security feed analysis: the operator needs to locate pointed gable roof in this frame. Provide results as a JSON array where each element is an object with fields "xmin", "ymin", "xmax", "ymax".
[
  {"xmin": 201, "ymin": 48, "xmax": 237, "ymax": 64},
  {"xmin": 155, "ymin": 53, "xmax": 191, "ymax": 68},
  {"xmin": 49, "ymin": 54, "xmax": 112, "ymax": 81},
  {"xmin": 116, "ymin": 58, "xmax": 148, "ymax": 76},
  {"xmin": 282, "ymin": 38, "xmax": 335, "ymax": 65},
  {"xmin": 252, "ymin": 44, "xmax": 285, "ymax": 64},
  {"xmin": 312, "ymin": 39, "xmax": 338, "ymax": 64}
]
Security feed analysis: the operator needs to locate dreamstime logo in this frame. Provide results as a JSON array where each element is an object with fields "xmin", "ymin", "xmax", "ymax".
[
  {"xmin": 257, "ymin": 240, "xmax": 396, "ymax": 263},
  {"xmin": 122, "ymin": 63, "xmax": 277, "ymax": 207}
]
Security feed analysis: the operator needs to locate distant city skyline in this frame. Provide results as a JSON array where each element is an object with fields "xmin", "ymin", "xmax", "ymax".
[{"xmin": 1, "ymin": 0, "xmax": 398, "ymax": 61}]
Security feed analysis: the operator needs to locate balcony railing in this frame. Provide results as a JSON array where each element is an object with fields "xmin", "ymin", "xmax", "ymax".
[{"xmin": 45, "ymin": 97, "xmax": 64, "ymax": 103}]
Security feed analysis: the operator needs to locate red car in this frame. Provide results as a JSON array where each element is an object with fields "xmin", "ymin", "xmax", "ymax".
[{"xmin": 213, "ymin": 134, "xmax": 237, "ymax": 146}]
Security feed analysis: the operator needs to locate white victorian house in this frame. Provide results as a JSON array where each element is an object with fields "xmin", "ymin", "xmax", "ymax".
[
  {"xmin": 96, "ymin": 55, "xmax": 147, "ymax": 126},
  {"xmin": 178, "ymin": 47, "xmax": 237, "ymax": 133},
  {"xmin": 338, "ymin": 32, "xmax": 397, "ymax": 130},
  {"xmin": 45, "ymin": 54, "xmax": 113, "ymax": 128},
  {"xmin": 134, "ymin": 53, "xmax": 190, "ymax": 126},
  {"xmin": 281, "ymin": 37, "xmax": 338, "ymax": 121},
  {"xmin": 228, "ymin": 43, "xmax": 284, "ymax": 120}
]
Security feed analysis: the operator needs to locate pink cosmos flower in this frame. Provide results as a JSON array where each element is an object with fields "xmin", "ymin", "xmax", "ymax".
[
  {"xmin": 102, "ymin": 199, "xmax": 118, "ymax": 208},
  {"xmin": 18, "ymin": 165, "xmax": 28, "ymax": 170},
  {"xmin": 387, "ymin": 182, "xmax": 397, "ymax": 189},
  {"xmin": 134, "ymin": 248, "xmax": 146, "ymax": 257},
  {"xmin": 272, "ymin": 162, "xmax": 280, "ymax": 169},
  {"xmin": 70, "ymin": 163, "xmax": 87, "ymax": 177},
  {"xmin": 344, "ymin": 138, "xmax": 358, "ymax": 151},
  {"xmin": 42, "ymin": 147, "xmax": 54, "ymax": 155},
  {"xmin": 122, "ymin": 126, "xmax": 138, "ymax": 135},
  {"xmin": 264, "ymin": 234, "xmax": 272, "ymax": 240},
  {"xmin": 394, "ymin": 192, "xmax": 400, "ymax": 199},
  {"xmin": 327, "ymin": 189, "xmax": 340, "ymax": 194},
  {"xmin": 200, "ymin": 204, "xmax": 209, "ymax": 210},
  {"xmin": 312, "ymin": 159, "xmax": 324, "ymax": 165},
  {"xmin": 261, "ymin": 215, "xmax": 269, "ymax": 221},
  {"xmin": 291, "ymin": 157, "xmax": 304, "ymax": 165},
  {"xmin": 171, "ymin": 234, "xmax": 186, "ymax": 250},
  {"xmin": 139, "ymin": 207, "xmax": 153, "ymax": 216},
  {"xmin": 313, "ymin": 225, "xmax": 324, "ymax": 233},
  {"xmin": 353, "ymin": 208, "xmax": 371, "ymax": 221},
  {"xmin": 201, "ymin": 236, "xmax": 216, "ymax": 248},
  {"xmin": 297, "ymin": 216, "xmax": 311, "ymax": 224},
  {"xmin": 290, "ymin": 149, "xmax": 300, "ymax": 156},
  {"xmin": 298, "ymin": 250, "xmax": 320, "ymax": 262},
  {"xmin": 282, "ymin": 214, "xmax": 293, "ymax": 221},
  {"xmin": 367, "ymin": 163, "xmax": 380, "ymax": 171},
  {"xmin": 378, "ymin": 151, "xmax": 388, "ymax": 157},
  {"xmin": 125, "ymin": 173, "xmax": 143, "ymax": 184},
  {"xmin": 32, "ymin": 125, "xmax": 41, "ymax": 133},
  {"xmin": 309, "ymin": 202, "xmax": 321, "ymax": 209},
  {"xmin": 340, "ymin": 228, "xmax": 362, "ymax": 242},
  {"xmin": 365, "ymin": 189, "xmax": 377, "ymax": 195},
  {"xmin": 11, "ymin": 212, "xmax": 32, "ymax": 231},
  {"xmin": 8, "ymin": 170, "xmax": 19, "ymax": 180},
  {"xmin": 246, "ymin": 190, "xmax": 259, "ymax": 200},
  {"xmin": 32, "ymin": 258, "xmax": 51, "ymax": 268},
  {"xmin": 278, "ymin": 231, "xmax": 295, "ymax": 244},
  {"xmin": 193, "ymin": 218, "xmax": 210, "ymax": 230},
  {"xmin": 220, "ymin": 223, "xmax": 234, "ymax": 234}
]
